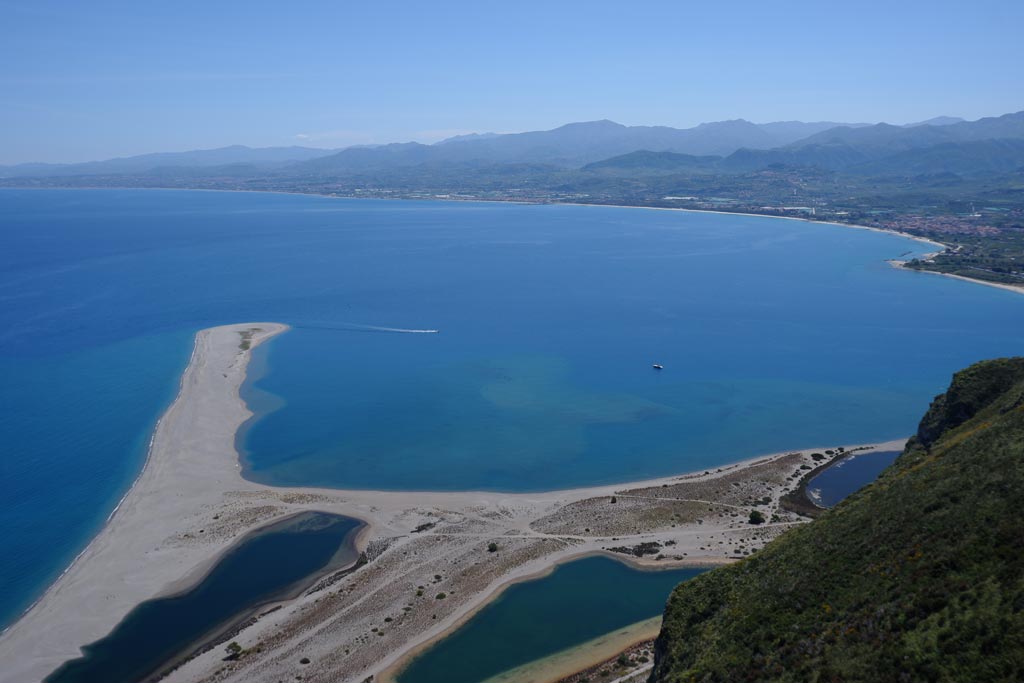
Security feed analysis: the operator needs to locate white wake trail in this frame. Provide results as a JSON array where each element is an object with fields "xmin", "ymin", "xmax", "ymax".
[{"xmin": 296, "ymin": 322, "xmax": 440, "ymax": 334}]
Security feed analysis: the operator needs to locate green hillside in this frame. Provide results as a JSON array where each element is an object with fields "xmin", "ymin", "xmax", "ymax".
[{"xmin": 650, "ymin": 358, "xmax": 1024, "ymax": 682}]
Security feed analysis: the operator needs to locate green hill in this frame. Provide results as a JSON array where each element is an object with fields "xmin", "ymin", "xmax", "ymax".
[{"xmin": 650, "ymin": 357, "xmax": 1024, "ymax": 682}]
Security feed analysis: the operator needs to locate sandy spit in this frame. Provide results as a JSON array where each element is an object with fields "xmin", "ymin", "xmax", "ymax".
[{"xmin": 0, "ymin": 322, "xmax": 907, "ymax": 683}]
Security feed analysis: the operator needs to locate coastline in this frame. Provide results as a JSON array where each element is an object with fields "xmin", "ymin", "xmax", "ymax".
[
  {"xmin": 0, "ymin": 320, "xmax": 910, "ymax": 683},
  {"xmin": 888, "ymin": 259, "xmax": 1024, "ymax": 296}
]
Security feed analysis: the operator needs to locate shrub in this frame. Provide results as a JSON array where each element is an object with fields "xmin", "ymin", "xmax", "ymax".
[
  {"xmin": 487, "ymin": 542, "xmax": 498, "ymax": 552},
  {"xmin": 748, "ymin": 510, "xmax": 766, "ymax": 525}
]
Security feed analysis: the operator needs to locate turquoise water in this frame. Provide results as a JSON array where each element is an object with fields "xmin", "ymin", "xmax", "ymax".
[
  {"xmin": 397, "ymin": 556, "xmax": 705, "ymax": 683},
  {"xmin": 809, "ymin": 450, "xmax": 902, "ymax": 507},
  {"xmin": 2, "ymin": 189, "xmax": 1023, "ymax": 629},
  {"xmin": 44, "ymin": 512, "xmax": 362, "ymax": 683}
]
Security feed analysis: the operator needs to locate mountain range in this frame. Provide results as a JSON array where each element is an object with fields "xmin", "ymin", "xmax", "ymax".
[{"xmin": 2, "ymin": 111, "xmax": 1022, "ymax": 182}]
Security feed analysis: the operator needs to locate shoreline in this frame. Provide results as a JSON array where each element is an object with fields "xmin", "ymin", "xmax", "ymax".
[
  {"xmin": 486, "ymin": 618, "xmax": 660, "ymax": 683},
  {"xmin": 0, "ymin": 332, "xmax": 205, "ymax": 635},
  {"xmin": 0, "ymin": 321, "xmax": 910, "ymax": 683},
  {"xmin": 888, "ymin": 259, "xmax": 1024, "ymax": 296}
]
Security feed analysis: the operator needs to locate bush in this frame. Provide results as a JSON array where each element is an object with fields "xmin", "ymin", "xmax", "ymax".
[
  {"xmin": 436, "ymin": 592, "xmax": 447, "ymax": 600},
  {"xmin": 748, "ymin": 510, "xmax": 766, "ymax": 525},
  {"xmin": 487, "ymin": 542, "xmax": 498, "ymax": 552}
]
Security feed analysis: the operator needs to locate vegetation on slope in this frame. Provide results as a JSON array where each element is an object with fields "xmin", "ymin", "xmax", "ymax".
[{"xmin": 650, "ymin": 358, "xmax": 1024, "ymax": 682}]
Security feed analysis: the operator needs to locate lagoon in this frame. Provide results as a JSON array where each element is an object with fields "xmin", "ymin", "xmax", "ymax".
[
  {"xmin": 395, "ymin": 556, "xmax": 705, "ymax": 683},
  {"xmin": 808, "ymin": 450, "xmax": 902, "ymax": 508},
  {"xmin": 44, "ymin": 512, "xmax": 362, "ymax": 683}
]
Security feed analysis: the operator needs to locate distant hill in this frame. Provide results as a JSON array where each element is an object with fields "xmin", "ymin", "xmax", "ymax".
[
  {"xmin": 721, "ymin": 111, "xmax": 1024, "ymax": 173},
  {"xmin": 848, "ymin": 138, "xmax": 1024, "ymax": 177},
  {"xmin": 758, "ymin": 120, "xmax": 872, "ymax": 140},
  {"xmin": 650, "ymin": 357, "xmax": 1024, "ymax": 682},
  {"xmin": 0, "ymin": 145, "xmax": 336, "ymax": 178},
  {"xmin": 582, "ymin": 150, "xmax": 722, "ymax": 174},
  {"xmin": 435, "ymin": 132, "xmax": 501, "ymax": 145},
  {"xmin": 785, "ymin": 111, "xmax": 1024, "ymax": 152},
  {"xmin": 904, "ymin": 115, "xmax": 967, "ymax": 127}
]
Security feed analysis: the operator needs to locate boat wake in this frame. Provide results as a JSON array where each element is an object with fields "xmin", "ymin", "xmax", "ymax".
[{"xmin": 296, "ymin": 322, "xmax": 440, "ymax": 334}]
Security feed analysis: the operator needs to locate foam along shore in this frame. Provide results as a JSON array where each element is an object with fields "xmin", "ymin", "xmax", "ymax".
[{"xmin": 0, "ymin": 322, "xmax": 908, "ymax": 683}]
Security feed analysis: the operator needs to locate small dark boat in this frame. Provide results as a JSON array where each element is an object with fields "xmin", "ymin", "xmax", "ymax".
[{"xmin": 652, "ymin": 364, "xmax": 663, "ymax": 370}]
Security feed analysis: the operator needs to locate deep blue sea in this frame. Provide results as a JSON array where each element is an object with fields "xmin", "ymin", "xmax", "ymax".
[{"xmin": 2, "ymin": 188, "xmax": 1022, "ymax": 629}]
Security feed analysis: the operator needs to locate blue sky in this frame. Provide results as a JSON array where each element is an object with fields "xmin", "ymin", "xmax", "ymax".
[{"xmin": 1, "ymin": 0, "xmax": 1022, "ymax": 163}]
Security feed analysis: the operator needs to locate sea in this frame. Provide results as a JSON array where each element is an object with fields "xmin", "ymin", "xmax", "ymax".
[{"xmin": 2, "ymin": 188, "xmax": 1022, "ymax": 629}]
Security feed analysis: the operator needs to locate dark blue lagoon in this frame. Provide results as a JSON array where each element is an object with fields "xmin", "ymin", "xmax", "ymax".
[
  {"xmin": 44, "ymin": 512, "xmax": 362, "ymax": 683},
  {"xmin": 396, "ymin": 555, "xmax": 705, "ymax": 683},
  {"xmin": 808, "ymin": 450, "xmax": 902, "ymax": 508},
  {"xmin": 2, "ymin": 189, "xmax": 1024, "ymax": 627}
]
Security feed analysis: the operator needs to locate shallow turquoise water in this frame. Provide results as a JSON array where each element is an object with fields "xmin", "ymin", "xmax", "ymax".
[
  {"xmin": 44, "ymin": 512, "xmax": 362, "ymax": 683},
  {"xmin": 397, "ymin": 556, "xmax": 705, "ymax": 683},
  {"xmin": 2, "ymin": 189, "xmax": 1022, "ymax": 628}
]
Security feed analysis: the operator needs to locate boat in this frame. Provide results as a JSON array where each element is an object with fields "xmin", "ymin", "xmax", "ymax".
[{"xmin": 652, "ymin": 364, "xmax": 663, "ymax": 370}]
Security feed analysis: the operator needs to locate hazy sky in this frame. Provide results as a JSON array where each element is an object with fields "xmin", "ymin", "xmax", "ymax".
[{"xmin": 2, "ymin": 0, "xmax": 1022, "ymax": 163}]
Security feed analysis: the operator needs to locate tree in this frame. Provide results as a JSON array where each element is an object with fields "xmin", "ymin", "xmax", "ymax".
[{"xmin": 748, "ymin": 510, "xmax": 766, "ymax": 525}]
